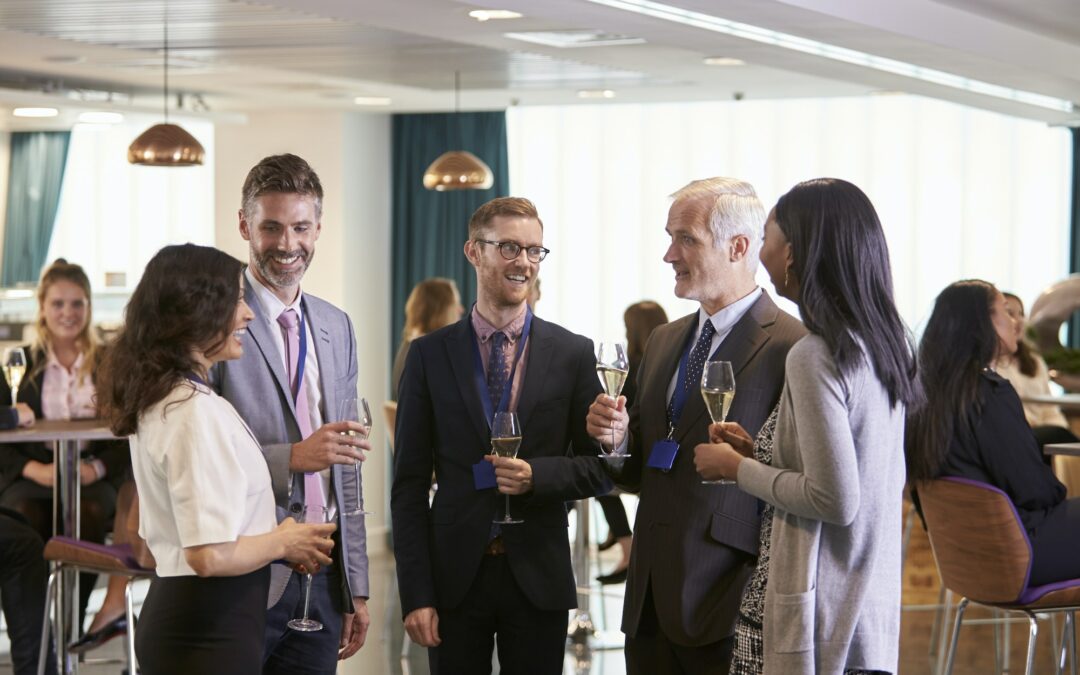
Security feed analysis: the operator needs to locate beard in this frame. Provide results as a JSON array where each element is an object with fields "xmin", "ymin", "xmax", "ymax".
[{"xmin": 251, "ymin": 246, "xmax": 313, "ymax": 289}]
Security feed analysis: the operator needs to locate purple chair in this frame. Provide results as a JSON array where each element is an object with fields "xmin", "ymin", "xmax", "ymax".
[
  {"xmin": 36, "ymin": 537, "xmax": 154, "ymax": 675},
  {"xmin": 919, "ymin": 476, "xmax": 1080, "ymax": 675}
]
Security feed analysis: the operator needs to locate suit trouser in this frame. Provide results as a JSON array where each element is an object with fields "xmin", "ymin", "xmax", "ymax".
[
  {"xmin": 625, "ymin": 583, "xmax": 734, "ymax": 675},
  {"xmin": 0, "ymin": 511, "xmax": 55, "ymax": 675},
  {"xmin": 430, "ymin": 552, "xmax": 567, "ymax": 675},
  {"xmin": 263, "ymin": 567, "xmax": 344, "ymax": 675}
]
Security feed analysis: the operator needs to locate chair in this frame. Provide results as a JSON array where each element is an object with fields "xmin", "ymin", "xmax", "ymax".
[
  {"xmin": 918, "ymin": 477, "xmax": 1080, "ymax": 675},
  {"xmin": 37, "ymin": 537, "xmax": 154, "ymax": 675},
  {"xmin": 383, "ymin": 400, "xmax": 397, "ymax": 452}
]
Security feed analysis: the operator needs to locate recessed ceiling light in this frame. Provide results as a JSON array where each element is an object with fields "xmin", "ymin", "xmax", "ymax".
[
  {"xmin": 585, "ymin": 0, "xmax": 1075, "ymax": 113},
  {"xmin": 469, "ymin": 9, "xmax": 523, "ymax": 21},
  {"xmin": 870, "ymin": 90, "xmax": 906, "ymax": 97},
  {"xmin": 354, "ymin": 96, "xmax": 392, "ymax": 106},
  {"xmin": 703, "ymin": 56, "xmax": 745, "ymax": 66},
  {"xmin": 13, "ymin": 107, "xmax": 59, "ymax": 118},
  {"xmin": 44, "ymin": 55, "xmax": 86, "ymax": 64},
  {"xmin": 78, "ymin": 111, "xmax": 124, "ymax": 124},
  {"xmin": 578, "ymin": 89, "xmax": 616, "ymax": 99},
  {"xmin": 506, "ymin": 30, "xmax": 646, "ymax": 48}
]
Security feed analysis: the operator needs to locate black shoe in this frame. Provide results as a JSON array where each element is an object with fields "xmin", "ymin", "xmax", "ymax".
[
  {"xmin": 596, "ymin": 566, "xmax": 628, "ymax": 585},
  {"xmin": 69, "ymin": 615, "xmax": 127, "ymax": 654},
  {"xmin": 597, "ymin": 533, "xmax": 617, "ymax": 552}
]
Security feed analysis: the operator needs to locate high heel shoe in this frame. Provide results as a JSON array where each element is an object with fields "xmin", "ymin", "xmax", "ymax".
[
  {"xmin": 69, "ymin": 615, "xmax": 127, "ymax": 654},
  {"xmin": 596, "ymin": 565, "xmax": 628, "ymax": 585},
  {"xmin": 597, "ymin": 532, "xmax": 617, "ymax": 551}
]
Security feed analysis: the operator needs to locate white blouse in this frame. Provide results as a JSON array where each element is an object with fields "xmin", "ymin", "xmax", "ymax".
[
  {"xmin": 129, "ymin": 380, "xmax": 276, "ymax": 577},
  {"xmin": 996, "ymin": 356, "xmax": 1069, "ymax": 429}
]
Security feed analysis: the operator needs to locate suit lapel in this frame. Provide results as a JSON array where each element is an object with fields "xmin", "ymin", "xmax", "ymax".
[
  {"xmin": 516, "ymin": 317, "xmax": 552, "ymax": 440},
  {"xmin": 640, "ymin": 314, "xmax": 696, "ymax": 442},
  {"xmin": 244, "ymin": 284, "xmax": 297, "ymax": 421},
  {"xmin": 446, "ymin": 320, "xmax": 490, "ymax": 444}
]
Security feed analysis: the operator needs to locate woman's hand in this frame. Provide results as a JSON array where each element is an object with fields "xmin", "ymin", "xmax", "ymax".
[
  {"xmin": 708, "ymin": 421, "xmax": 754, "ymax": 457},
  {"xmin": 22, "ymin": 461, "xmax": 54, "ymax": 487},
  {"xmin": 276, "ymin": 518, "xmax": 336, "ymax": 573},
  {"xmin": 79, "ymin": 461, "xmax": 100, "ymax": 485},
  {"xmin": 14, "ymin": 403, "xmax": 34, "ymax": 427},
  {"xmin": 693, "ymin": 442, "xmax": 746, "ymax": 482}
]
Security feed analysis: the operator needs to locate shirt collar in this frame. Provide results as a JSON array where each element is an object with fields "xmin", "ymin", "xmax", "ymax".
[
  {"xmin": 698, "ymin": 287, "xmax": 762, "ymax": 337},
  {"xmin": 471, "ymin": 303, "xmax": 528, "ymax": 343},
  {"xmin": 245, "ymin": 266, "xmax": 305, "ymax": 322},
  {"xmin": 45, "ymin": 349, "xmax": 84, "ymax": 374}
]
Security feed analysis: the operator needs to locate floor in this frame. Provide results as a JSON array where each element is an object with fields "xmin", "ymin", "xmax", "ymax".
[{"xmin": 1, "ymin": 499, "xmax": 1075, "ymax": 674}]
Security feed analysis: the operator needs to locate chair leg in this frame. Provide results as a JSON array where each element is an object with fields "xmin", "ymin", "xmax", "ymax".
[
  {"xmin": 37, "ymin": 566, "xmax": 58, "ymax": 675},
  {"xmin": 1068, "ymin": 611, "xmax": 1077, "ymax": 675},
  {"xmin": 935, "ymin": 589, "xmax": 955, "ymax": 675},
  {"xmin": 1025, "ymin": 612, "xmax": 1040, "ymax": 675},
  {"xmin": 125, "ymin": 580, "xmax": 137, "ymax": 673},
  {"xmin": 943, "ymin": 596, "xmax": 969, "ymax": 675}
]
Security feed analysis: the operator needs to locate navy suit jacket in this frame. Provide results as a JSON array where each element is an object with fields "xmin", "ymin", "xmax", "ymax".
[{"xmin": 391, "ymin": 314, "xmax": 610, "ymax": 616}]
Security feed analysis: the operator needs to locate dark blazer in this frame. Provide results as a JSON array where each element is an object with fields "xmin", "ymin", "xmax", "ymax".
[
  {"xmin": 391, "ymin": 314, "xmax": 611, "ymax": 617},
  {"xmin": 0, "ymin": 345, "xmax": 129, "ymax": 494},
  {"xmin": 614, "ymin": 291, "xmax": 805, "ymax": 646}
]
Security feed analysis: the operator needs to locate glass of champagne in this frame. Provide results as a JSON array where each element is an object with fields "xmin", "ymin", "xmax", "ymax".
[
  {"xmin": 339, "ymin": 396, "xmax": 373, "ymax": 516},
  {"xmin": 491, "ymin": 411, "xmax": 523, "ymax": 525},
  {"xmin": 595, "ymin": 341, "xmax": 629, "ymax": 459},
  {"xmin": 287, "ymin": 504, "xmax": 330, "ymax": 632},
  {"xmin": 3, "ymin": 347, "xmax": 26, "ymax": 404},
  {"xmin": 701, "ymin": 360, "xmax": 737, "ymax": 485}
]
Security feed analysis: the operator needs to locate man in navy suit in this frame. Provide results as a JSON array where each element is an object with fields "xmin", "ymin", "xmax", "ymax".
[
  {"xmin": 212, "ymin": 154, "xmax": 371, "ymax": 675},
  {"xmin": 392, "ymin": 197, "xmax": 611, "ymax": 674}
]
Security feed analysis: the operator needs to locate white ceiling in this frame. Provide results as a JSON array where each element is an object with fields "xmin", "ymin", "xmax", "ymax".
[{"xmin": 0, "ymin": 0, "xmax": 1076, "ymax": 129}]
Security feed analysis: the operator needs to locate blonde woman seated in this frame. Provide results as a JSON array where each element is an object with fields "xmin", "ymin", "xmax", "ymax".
[{"xmin": 392, "ymin": 277, "xmax": 464, "ymax": 398}]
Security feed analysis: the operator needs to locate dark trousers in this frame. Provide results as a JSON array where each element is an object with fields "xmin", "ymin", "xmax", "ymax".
[
  {"xmin": 598, "ymin": 493, "xmax": 632, "ymax": 538},
  {"xmin": 263, "ymin": 567, "xmax": 343, "ymax": 675},
  {"xmin": 0, "ymin": 511, "xmax": 55, "ymax": 675},
  {"xmin": 626, "ymin": 584, "xmax": 734, "ymax": 675},
  {"xmin": 431, "ymin": 554, "xmax": 567, "ymax": 675}
]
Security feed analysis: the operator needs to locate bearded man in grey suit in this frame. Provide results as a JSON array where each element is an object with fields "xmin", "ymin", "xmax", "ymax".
[
  {"xmin": 587, "ymin": 178, "xmax": 806, "ymax": 675},
  {"xmin": 211, "ymin": 154, "xmax": 371, "ymax": 674}
]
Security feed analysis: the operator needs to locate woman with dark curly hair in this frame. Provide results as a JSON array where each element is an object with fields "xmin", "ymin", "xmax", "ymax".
[{"xmin": 98, "ymin": 244, "xmax": 336, "ymax": 675}]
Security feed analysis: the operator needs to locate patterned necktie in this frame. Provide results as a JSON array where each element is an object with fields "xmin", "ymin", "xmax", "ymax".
[
  {"xmin": 667, "ymin": 318, "xmax": 716, "ymax": 425},
  {"xmin": 277, "ymin": 308, "xmax": 325, "ymax": 513},
  {"xmin": 486, "ymin": 331, "xmax": 510, "ymax": 415}
]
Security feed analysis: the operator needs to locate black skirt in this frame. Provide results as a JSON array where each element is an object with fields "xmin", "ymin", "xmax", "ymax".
[{"xmin": 136, "ymin": 566, "xmax": 270, "ymax": 675}]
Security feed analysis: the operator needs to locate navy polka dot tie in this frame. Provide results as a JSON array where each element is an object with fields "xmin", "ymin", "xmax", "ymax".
[
  {"xmin": 668, "ymin": 319, "xmax": 716, "ymax": 426},
  {"xmin": 486, "ymin": 331, "xmax": 510, "ymax": 414}
]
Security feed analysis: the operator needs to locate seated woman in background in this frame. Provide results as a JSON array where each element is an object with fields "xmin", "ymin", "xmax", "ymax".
[
  {"xmin": 0, "ymin": 259, "xmax": 130, "ymax": 624},
  {"xmin": 98, "ymin": 244, "xmax": 335, "ymax": 675},
  {"xmin": 907, "ymin": 280, "xmax": 1080, "ymax": 586},
  {"xmin": 391, "ymin": 277, "xmax": 464, "ymax": 398},
  {"xmin": 994, "ymin": 291, "xmax": 1078, "ymax": 448}
]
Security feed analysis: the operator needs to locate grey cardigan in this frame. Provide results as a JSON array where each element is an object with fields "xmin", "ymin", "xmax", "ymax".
[{"xmin": 738, "ymin": 335, "xmax": 905, "ymax": 675}]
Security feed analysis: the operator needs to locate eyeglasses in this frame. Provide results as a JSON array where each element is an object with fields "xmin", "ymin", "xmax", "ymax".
[{"xmin": 475, "ymin": 239, "xmax": 550, "ymax": 263}]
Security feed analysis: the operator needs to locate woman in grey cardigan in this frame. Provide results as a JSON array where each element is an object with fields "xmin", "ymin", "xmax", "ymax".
[{"xmin": 694, "ymin": 178, "xmax": 919, "ymax": 675}]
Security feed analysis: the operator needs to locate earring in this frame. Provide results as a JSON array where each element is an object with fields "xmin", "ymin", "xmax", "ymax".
[{"xmin": 783, "ymin": 268, "xmax": 790, "ymax": 290}]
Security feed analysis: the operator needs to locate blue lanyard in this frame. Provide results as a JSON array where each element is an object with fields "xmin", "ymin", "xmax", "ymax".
[
  {"xmin": 185, "ymin": 372, "xmax": 207, "ymax": 387},
  {"xmin": 469, "ymin": 305, "xmax": 533, "ymax": 428},
  {"xmin": 289, "ymin": 304, "xmax": 308, "ymax": 405}
]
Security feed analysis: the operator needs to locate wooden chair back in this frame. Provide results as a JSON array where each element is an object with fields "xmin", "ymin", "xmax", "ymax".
[{"xmin": 918, "ymin": 477, "xmax": 1031, "ymax": 604}]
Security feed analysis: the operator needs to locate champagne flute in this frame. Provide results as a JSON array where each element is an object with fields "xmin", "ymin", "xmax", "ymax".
[
  {"xmin": 491, "ymin": 411, "xmax": 523, "ymax": 525},
  {"xmin": 3, "ymin": 347, "xmax": 26, "ymax": 404},
  {"xmin": 287, "ymin": 505, "xmax": 331, "ymax": 632},
  {"xmin": 701, "ymin": 360, "xmax": 737, "ymax": 485},
  {"xmin": 595, "ymin": 341, "xmax": 629, "ymax": 459},
  {"xmin": 339, "ymin": 396, "xmax": 373, "ymax": 516}
]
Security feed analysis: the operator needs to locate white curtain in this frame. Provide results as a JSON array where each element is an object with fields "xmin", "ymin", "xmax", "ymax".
[
  {"xmin": 508, "ymin": 96, "xmax": 1071, "ymax": 342},
  {"xmin": 47, "ymin": 116, "xmax": 215, "ymax": 295}
]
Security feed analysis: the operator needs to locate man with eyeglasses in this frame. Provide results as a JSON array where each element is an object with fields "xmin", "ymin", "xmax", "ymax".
[{"xmin": 392, "ymin": 196, "xmax": 611, "ymax": 674}]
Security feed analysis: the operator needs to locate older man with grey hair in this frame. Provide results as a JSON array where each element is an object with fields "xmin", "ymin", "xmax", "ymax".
[{"xmin": 587, "ymin": 177, "xmax": 806, "ymax": 675}]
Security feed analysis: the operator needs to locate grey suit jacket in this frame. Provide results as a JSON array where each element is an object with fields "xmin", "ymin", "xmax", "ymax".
[
  {"xmin": 211, "ymin": 283, "xmax": 369, "ymax": 612},
  {"xmin": 614, "ymin": 291, "xmax": 805, "ymax": 646}
]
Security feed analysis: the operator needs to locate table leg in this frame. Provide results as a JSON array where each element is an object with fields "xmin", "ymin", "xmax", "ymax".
[{"xmin": 56, "ymin": 439, "xmax": 81, "ymax": 674}]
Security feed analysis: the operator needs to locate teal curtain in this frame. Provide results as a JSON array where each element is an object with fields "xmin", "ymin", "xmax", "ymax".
[
  {"xmin": 1, "ymin": 131, "xmax": 71, "ymax": 286},
  {"xmin": 1070, "ymin": 128, "xmax": 1080, "ymax": 347},
  {"xmin": 390, "ymin": 111, "xmax": 509, "ymax": 371}
]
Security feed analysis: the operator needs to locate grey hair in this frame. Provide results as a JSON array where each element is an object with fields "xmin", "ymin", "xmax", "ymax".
[{"xmin": 670, "ymin": 177, "xmax": 765, "ymax": 272}]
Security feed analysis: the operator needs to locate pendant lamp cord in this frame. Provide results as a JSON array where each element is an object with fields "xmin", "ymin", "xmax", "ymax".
[{"xmin": 163, "ymin": 0, "xmax": 170, "ymax": 122}]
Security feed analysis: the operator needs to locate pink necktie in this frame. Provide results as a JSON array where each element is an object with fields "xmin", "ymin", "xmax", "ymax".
[{"xmin": 277, "ymin": 308, "xmax": 325, "ymax": 513}]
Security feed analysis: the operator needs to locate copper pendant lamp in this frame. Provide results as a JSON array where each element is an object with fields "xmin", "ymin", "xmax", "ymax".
[
  {"xmin": 128, "ymin": 1, "xmax": 205, "ymax": 166},
  {"xmin": 422, "ymin": 72, "xmax": 494, "ymax": 191}
]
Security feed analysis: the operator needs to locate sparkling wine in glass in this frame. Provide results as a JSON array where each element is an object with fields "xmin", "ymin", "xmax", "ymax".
[
  {"xmin": 491, "ymin": 411, "xmax": 523, "ymax": 525},
  {"xmin": 595, "ymin": 341, "xmax": 629, "ymax": 459},
  {"xmin": 287, "ymin": 505, "xmax": 331, "ymax": 632},
  {"xmin": 3, "ymin": 347, "xmax": 26, "ymax": 404},
  {"xmin": 339, "ymin": 396, "xmax": 373, "ymax": 516},
  {"xmin": 701, "ymin": 360, "xmax": 736, "ymax": 485}
]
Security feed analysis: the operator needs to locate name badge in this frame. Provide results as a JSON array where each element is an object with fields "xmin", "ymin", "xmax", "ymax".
[
  {"xmin": 472, "ymin": 460, "xmax": 497, "ymax": 490},
  {"xmin": 646, "ymin": 439, "xmax": 679, "ymax": 471}
]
